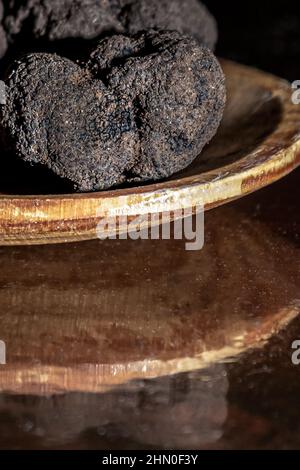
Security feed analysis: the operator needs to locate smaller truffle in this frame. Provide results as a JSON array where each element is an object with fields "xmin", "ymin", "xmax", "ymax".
[
  {"xmin": 2, "ymin": 0, "xmax": 217, "ymax": 56},
  {"xmin": 120, "ymin": 0, "xmax": 218, "ymax": 50}
]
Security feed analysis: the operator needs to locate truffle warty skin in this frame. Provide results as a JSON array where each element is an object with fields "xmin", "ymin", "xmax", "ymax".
[{"xmin": 0, "ymin": 31, "xmax": 226, "ymax": 192}]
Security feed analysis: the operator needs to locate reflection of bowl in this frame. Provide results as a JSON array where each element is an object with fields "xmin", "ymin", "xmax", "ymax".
[{"xmin": 0, "ymin": 60, "xmax": 299, "ymax": 245}]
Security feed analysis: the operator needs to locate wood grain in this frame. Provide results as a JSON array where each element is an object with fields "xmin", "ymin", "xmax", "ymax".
[
  {"xmin": 0, "ymin": 168, "xmax": 299, "ymax": 395},
  {"xmin": 0, "ymin": 60, "xmax": 299, "ymax": 245}
]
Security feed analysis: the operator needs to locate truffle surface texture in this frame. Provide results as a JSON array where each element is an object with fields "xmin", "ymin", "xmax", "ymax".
[
  {"xmin": 119, "ymin": 0, "xmax": 217, "ymax": 50},
  {"xmin": 2, "ymin": 0, "xmax": 217, "ymax": 52},
  {"xmin": 1, "ymin": 30, "xmax": 226, "ymax": 192}
]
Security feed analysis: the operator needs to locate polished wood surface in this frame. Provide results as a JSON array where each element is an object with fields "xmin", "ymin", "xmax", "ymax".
[
  {"xmin": 0, "ymin": 168, "xmax": 299, "ymax": 449},
  {"xmin": 0, "ymin": 167, "xmax": 299, "ymax": 396},
  {"xmin": 0, "ymin": 61, "xmax": 300, "ymax": 245}
]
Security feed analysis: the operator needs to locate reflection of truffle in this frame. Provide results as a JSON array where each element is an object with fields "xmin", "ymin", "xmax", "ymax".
[
  {"xmin": 1, "ymin": 31, "xmax": 226, "ymax": 192},
  {"xmin": 2, "ymin": 0, "xmax": 217, "ymax": 53},
  {"xmin": 0, "ymin": 1, "xmax": 7, "ymax": 58}
]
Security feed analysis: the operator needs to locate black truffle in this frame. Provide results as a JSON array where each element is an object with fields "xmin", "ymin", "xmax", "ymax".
[
  {"xmin": 1, "ymin": 53, "xmax": 140, "ymax": 192},
  {"xmin": 3, "ymin": 0, "xmax": 123, "ymax": 43},
  {"xmin": 1, "ymin": 31, "xmax": 226, "ymax": 192},
  {"xmin": 89, "ymin": 31, "xmax": 226, "ymax": 183},
  {"xmin": 1, "ymin": 0, "xmax": 217, "ymax": 56},
  {"xmin": 119, "ymin": 0, "xmax": 217, "ymax": 50}
]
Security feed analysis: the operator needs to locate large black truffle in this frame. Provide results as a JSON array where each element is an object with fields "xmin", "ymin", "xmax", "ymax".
[
  {"xmin": 1, "ymin": 31, "xmax": 226, "ymax": 192},
  {"xmin": 1, "ymin": 0, "xmax": 217, "ymax": 59}
]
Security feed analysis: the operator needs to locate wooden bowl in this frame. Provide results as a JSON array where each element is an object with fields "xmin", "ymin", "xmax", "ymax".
[{"xmin": 0, "ymin": 59, "xmax": 299, "ymax": 246}]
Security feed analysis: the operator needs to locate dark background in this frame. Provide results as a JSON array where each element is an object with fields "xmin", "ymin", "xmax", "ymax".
[{"xmin": 204, "ymin": 0, "xmax": 300, "ymax": 80}]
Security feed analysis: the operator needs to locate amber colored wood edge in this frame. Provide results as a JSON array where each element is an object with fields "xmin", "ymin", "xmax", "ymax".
[{"xmin": 0, "ymin": 60, "xmax": 299, "ymax": 246}]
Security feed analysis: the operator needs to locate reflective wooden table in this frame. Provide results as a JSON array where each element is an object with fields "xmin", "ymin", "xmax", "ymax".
[{"xmin": 0, "ymin": 168, "xmax": 299, "ymax": 449}]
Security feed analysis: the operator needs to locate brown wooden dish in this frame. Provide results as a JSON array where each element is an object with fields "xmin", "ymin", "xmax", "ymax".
[{"xmin": 0, "ymin": 60, "xmax": 299, "ymax": 246}]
